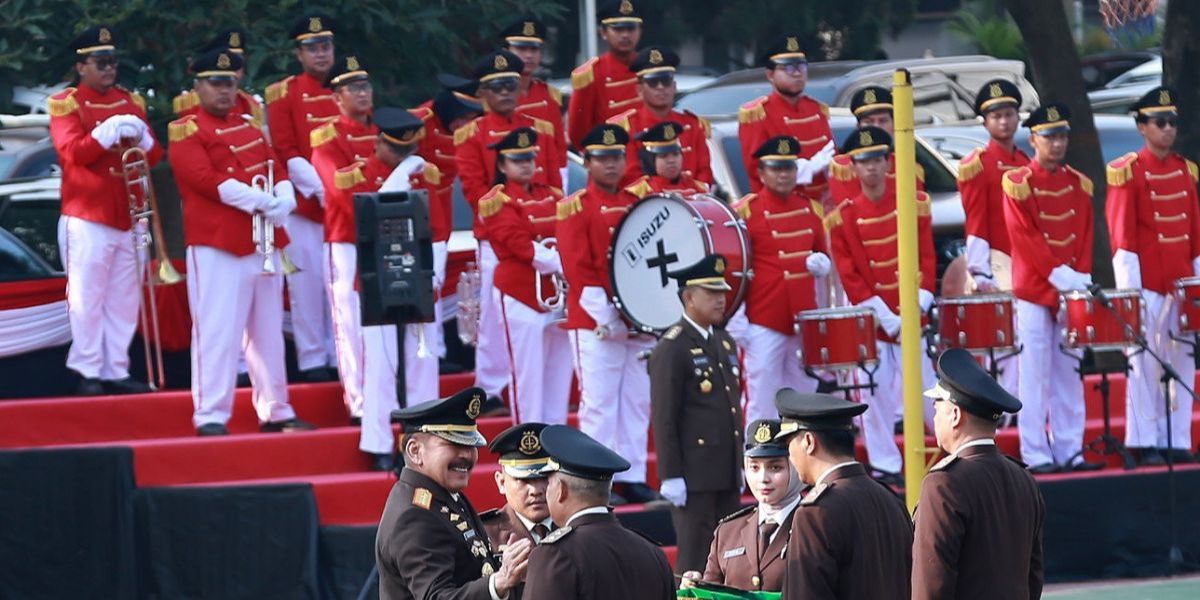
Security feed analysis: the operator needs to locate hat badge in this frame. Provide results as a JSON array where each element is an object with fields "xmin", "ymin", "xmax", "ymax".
[
  {"xmin": 602, "ymin": 128, "xmax": 616, "ymax": 145},
  {"xmin": 309, "ymin": 17, "xmax": 322, "ymax": 33},
  {"xmin": 619, "ymin": 0, "xmax": 634, "ymax": 15},
  {"xmin": 216, "ymin": 53, "xmax": 231, "ymax": 69},
  {"xmin": 859, "ymin": 130, "xmax": 873, "ymax": 146},
  {"xmin": 989, "ymin": 82, "xmax": 1002, "ymax": 98},
  {"xmin": 649, "ymin": 49, "xmax": 663, "ymax": 65},
  {"xmin": 1160, "ymin": 89, "xmax": 1172, "ymax": 105},
  {"xmin": 466, "ymin": 394, "xmax": 482, "ymax": 419},
  {"xmin": 519, "ymin": 430, "xmax": 541, "ymax": 455},
  {"xmin": 229, "ymin": 32, "xmax": 241, "ymax": 47},
  {"xmin": 98, "ymin": 27, "xmax": 112, "ymax": 43},
  {"xmin": 494, "ymin": 54, "xmax": 508, "ymax": 70},
  {"xmin": 863, "ymin": 89, "xmax": 876, "ymax": 104},
  {"xmin": 777, "ymin": 139, "xmax": 790, "ymax": 154},
  {"xmin": 517, "ymin": 132, "xmax": 530, "ymax": 148},
  {"xmin": 522, "ymin": 21, "xmax": 536, "ymax": 36},
  {"xmin": 786, "ymin": 37, "xmax": 799, "ymax": 52},
  {"xmin": 714, "ymin": 257, "xmax": 725, "ymax": 274},
  {"xmin": 347, "ymin": 56, "xmax": 360, "ymax": 71},
  {"xmin": 1046, "ymin": 106, "xmax": 1060, "ymax": 122},
  {"xmin": 663, "ymin": 123, "xmax": 675, "ymax": 139},
  {"xmin": 754, "ymin": 422, "xmax": 773, "ymax": 444}
]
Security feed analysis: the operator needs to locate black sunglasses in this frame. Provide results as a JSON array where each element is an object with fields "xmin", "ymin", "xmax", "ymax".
[
  {"xmin": 1153, "ymin": 116, "xmax": 1178, "ymax": 129},
  {"xmin": 90, "ymin": 56, "xmax": 118, "ymax": 70},
  {"xmin": 484, "ymin": 79, "xmax": 519, "ymax": 93},
  {"xmin": 641, "ymin": 76, "xmax": 674, "ymax": 89}
]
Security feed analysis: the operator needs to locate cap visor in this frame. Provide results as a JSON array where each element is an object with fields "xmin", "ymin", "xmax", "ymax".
[
  {"xmin": 431, "ymin": 430, "xmax": 488, "ymax": 448},
  {"xmin": 851, "ymin": 148, "xmax": 890, "ymax": 162},
  {"xmin": 585, "ymin": 148, "xmax": 625, "ymax": 157},
  {"xmin": 299, "ymin": 34, "xmax": 334, "ymax": 45},
  {"xmin": 744, "ymin": 446, "xmax": 790, "ymax": 458},
  {"xmin": 506, "ymin": 39, "xmax": 543, "ymax": 48},
  {"xmin": 503, "ymin": 464, "xmax": 549, "ymax": 479},
  {"xmin": 643, "ymin": 144, "xmax": 682, "ymax": 155},
  {"xmin": 698, "ymin": 281, "xmax": 733, "ymax": 291},
  {"xmin": 923, "ymin": 381, "xmax": 954, "ymax": 401}
]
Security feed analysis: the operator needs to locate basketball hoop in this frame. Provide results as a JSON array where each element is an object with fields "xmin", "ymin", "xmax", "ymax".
[{"xmin": 1099, "ymin": 0, "xmax": 1158, "ymax": 30}]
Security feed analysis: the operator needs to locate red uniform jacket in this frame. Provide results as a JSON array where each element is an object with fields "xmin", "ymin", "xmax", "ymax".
[
  {"xmin": 608, "ymin": 106, "xmax": 713, "ymax": 185},
  {"xmin": 265, "ymin": 72, "xmax": 340, "ymax": 223},
  {"xmin": 1105, "ymin": 148, "xmax": 1200, "ymax": 295},
  {"xmin": 167, "ymin": 110, "xmax": 290, "ymax": 256},
  {"xmin": 48, "ymin": 85, "xmax": 163, "ymax": 231},
  {"xmin": 325, "ymin": 155, "xmax": 444, "ymax": 244},
  {"xmin": 174, "ymin": 89, "xmax": 264, "ymax": 129},
  {"xmin": 517, "ymin": 79, "xmax": 567, "ymax": 170},
  {"xmin": 555, "ymin": 182, "xmax": 640, "ymax": 329},
  {"xmin": 828, "ymin": 190, "xmax": 935, "ymax": 338},
  {"xmin": 454, "ymin": 111, "xmax": 562, "ymax": 240},
  {"xmin": 411, "ymin": 102, "xmax": 458, "ymax": 241},
  {"xmin": 1002, "ymin": 162, "xmax": 1095, "ymax": 308},
  {"xmin": 567, "ymin": 52, "xmax": 639, "ymax": 148},
  {"xmin": 311, "ymin": 116, "xmax": 379, "ymax": 244},
  {"xmin": 734, "ymin": 188, "xmax": 829, "ymax": 334},
  {"xmin": 480, "ymin": 182, "xmax": 563, "ymax": 311},
  {"xmin": 737, "ymin": 92, "xmax": 832, "ymax": 197},
  {"xmin": 625, "ymin": 174, "xmax": 708, "ymax": 199},
  {"xmin": 957, "ymin": 140, "xmax": 1030, "ymax": 256},
  {"xmin": 828, "ymin": 153, "xmax": 925, "ymax": 206}
]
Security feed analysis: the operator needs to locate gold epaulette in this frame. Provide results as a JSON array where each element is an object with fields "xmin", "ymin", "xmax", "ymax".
[
  {"xmin": 424, "ymin": 163, "xmax": 441, "ymax": 186},
  {"xmin": 957, "ymin": 147, "xmax": 984, "ymax": 182},
  {"xmin": 662, "ymin": 325, "xmax": 682, "ymax": 340},
  {"xmin": 557, "ymin": 192, "xmax": 585, "ymax": 220},
  {"xmin": 334, "ymin": 165, "xmax": 365, "ymax": 190},
  {"xmin": 825, "ymin": 201, "xmax": 852, "ymax": 229},
  {"xmin": 1106, "ymin": 152, "xmax": 1138, "ymax": 187},
  {"xmin": 916, "ymin": 191, "xmax": 931, "ymax": 217},
  {"xmin": 810, "ymin": 199, "xmax": 826, "ymax": 223},
  {"xmin": 478, "ymin": 185, "xmax": 510, "ymax": 218},
  {"xmin": 625, "ymin": 177, "xmax": 652, "ymax": 199},
  {"xmin": 1188, "ymin": 159, "xmax": 1199, "ymax": 183},
  {"xmin": 547, "ymin": 82, "xmax": 563, "ymax": 105},
  {"xmin": 124, "ymin": 88, "xmax": 146, "ymax": 112},
  {"xmin": 242, "ymin": 91, "xmax": 265, "ymax": 128},
  {"xmin": 47, "ymin": 88, "xmax": 79, "ymax": 117},
  {"xmin": 571, "ymin": 58, "xmax": 597, "ymax": 90},
  {"xmin": 453, "ymin": 119, "xmax": 479, "ymax": 146},
  {"xmin": 685, "ymin": 111, "xmax": 711, "ymax": 138},
  {"xmin": 172, "ymin": 90, "xmax": 199, "ymax": 115},
  {"xmin": 167, "ymin": 116, "xmax": 199, "ymax": 142},
  {"xmin": 310, "ymin": 123, "xmax": 337, "ymax": 148},
  {"xmin": 829, "ymin": 154, "xmax": 853, "ymax": 181},
  {"xmin": 738, "ymin": 97, "xmax": 767, "ymax": 124},
  {"xmin": 733, "ymin": 194, "xmax": 754, "ymax": 220},
  {"xmin": 607, "ymin": 109, "xmax": 635, "ymax": 131},
  {"xmin": 531, "ymin": 117, "xmax": 555, "ymax": 136},
  {"xmin": 265, "ymin": 77, "xmax": 292, "ymax": 105},
  {"xmin": 1002, "ymin": 167, "xmax": 1031, "ymax": 201},
  {"xmin": 1070, "ymin": 167, "xmax": 1094, "ymax": 196}
]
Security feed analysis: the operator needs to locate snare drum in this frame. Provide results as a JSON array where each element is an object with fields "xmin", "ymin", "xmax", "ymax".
[
  {"xmin": 1062, "ymin": 289, "xmax": 1142, "ymax": 350},
  {"xmin": 1175, "ymin": 277, "xmax": 1200, "ymax": 334},
  {"xmin": 795, "ymin": 307, "xmax": 879, "ymax": 370},
  {"xmin": 935, "ymin": 293, "xmax": 1016, "ymax": 353}
]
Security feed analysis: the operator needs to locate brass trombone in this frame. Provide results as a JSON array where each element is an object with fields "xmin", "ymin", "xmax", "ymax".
[
  {"xmin": 121, "ymin": 146, "xmax": 184, "ymax": 391},
  {"xmin": 250, "ymin": 160, "xmax": 300, "ymax": 275},
  {"xmin": 535, "ymin": 237, "xmax": 567, "ymax": 312}
]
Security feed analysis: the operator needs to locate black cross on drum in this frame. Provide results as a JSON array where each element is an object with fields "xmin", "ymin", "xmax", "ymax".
[{"xmin": 646, "ymin": 239, "xmax": 679, "ymax": 287}]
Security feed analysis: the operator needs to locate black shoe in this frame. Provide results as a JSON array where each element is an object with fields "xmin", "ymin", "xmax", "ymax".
[
  {"xmin": 871, "ymin": 470, "xmax": 905, "ymax": 489},
  {"xmin": 76, "ymin": 377, "xmax": 105, "ymax": 396},
  {"xmin": 368, "ymin": 453, "xmax": 395, "ymax": 472},
  {"xmin": 300, "ymin": 367, "xmax": 337, "ymax": 383},
  {"xmin": 1132, "ymin": 447, "xmax": 1165, "ymax": 466},
  {"xmin": 260, "ymin": 418, "xmax": 317, "ymax": 433},
  {"xmin": 196, "ymin": 422, "xmax": 229, "ymax": 436},
  {"xmin": 616, "ymin": 483, "xmax": 662, "ymax": 504},
  {"xmin": 480, "ymin": 395, "xmax": 509, "ymax": 417},
  {"xmin": 236, "ymin": 373, "xmax": 252, "ymax": 388},
  {"xmin": 1070, "ymin": 460, "xmax": 1105, "ymax": 472},
  {"xmin": 1160, "ymin": 449, "xmax": 1194, "ymax": 464},
  {"xmin": 104, "ymin": 377, "xmax": 152, "ymax": 394},
  {"xmin": 1028, "ymin": 463, "xmax": 1060, "ymax": 475}
]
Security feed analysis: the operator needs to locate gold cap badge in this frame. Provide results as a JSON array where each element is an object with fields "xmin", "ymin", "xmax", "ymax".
[
  {"xmin": 519, "ymin": 430, "xmax": 541, "ymax": 455},
  {"xmin": 663, "ymin": 124, "xmax": 676, "ymax": 139},
  {"xmin": 859, "ymin": 130, "xmax": 873, "ymax": 145},
  {"xmin": 777, "ymin": 138, "xmax": 791, "ymax": 154},
  {"xmin": 347, "ymin": 56, "xmax": 360, "ymax": 71},
  {"xmin": 715, "ymin": 257, "xmax": 726, "ymax": 274},
  {"xmin": 99, "ymin": 28, "xmax": 112, "ymax": 43},
  {"xmin": 1046, "ymin": 106, "xmax": 1060, "ymax": 122},
  {"xmin": 229, "ymin": 32, "xmax": 241, "ymax": 47},
  {"xmin": 216, "ymin": 53, "xmax": 231, "ymax": 69},
  {"xmin": 523, "ymin": 21, "xmax": 536, "ymax": 36},
  {"xmin": 602, "ymin": 128, "xmax": 616, "ymax": 145},
  {"xmin": 649, "ymin": 49, "xmax": 663, "ymax": 65},
  {"xmin": 517, "ymin": 132, "xmax": 531, "ymax": 148},
  {"xmin": 989, "ymin": 82, "xmax": 1002, "ymax": 98},
  {"xmin": 309, "ymin": 17, "xmax": 322, "ymax": 33},
  {"xmin": 754, "ymin": 422, "xmax": 773, "ymax": 444},
  {"xmin": 466, "ymin": 394, "xmax": 482, "ymax": 419},
  {"xmin": 786, "ymin": 37, "xmax": 799, "ymax": 52},
  {"xmin": 863, "ymin": 89, "xmax": 876, "ymax": 104},
  {"xmin": 494, "ymin": 54, "xmax": 508, "ymax": 70},
  {"xmin": 1160, "ymin": 89, "xmax": 1172, "ymax": 105},
  {"xmin": 620, "ymin": 0, "xmax": 634, "ymax": 15}
]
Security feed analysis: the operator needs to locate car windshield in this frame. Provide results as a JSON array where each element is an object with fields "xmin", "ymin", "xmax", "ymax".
[
  {"xmin": 677, "ymin": 80, "xmax": 841, "ymax": 117},
  {"xmin": 0, "ymin": 229, "xmax": 51, "ymax": 280}
]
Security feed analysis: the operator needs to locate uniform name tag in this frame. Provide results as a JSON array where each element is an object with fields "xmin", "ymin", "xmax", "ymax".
[
  {"xmin": 692, "ymin": 356, "xmax": 711, "ymax": 367},
  {"xmin": 463, "ymin": 529, "xmax": 476, "ymax": 540},
  {"xmin": 723, "ymin": 547, "xmax": 746, "ymax": 559}
]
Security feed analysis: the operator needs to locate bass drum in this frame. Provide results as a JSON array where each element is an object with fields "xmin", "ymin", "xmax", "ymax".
[{"xmin": 608, "ymin": 193, "xmax": 751, "ymax": 333}]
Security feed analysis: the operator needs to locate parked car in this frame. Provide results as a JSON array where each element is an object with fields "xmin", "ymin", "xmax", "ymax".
[
  {"xmin": 1103, "ymin": 56, "xmax": 1161, "ymax": 89},
  {"xmin": 1089, "ymin": 81, "xmax": 1157, "ymax": 115},
  {"xmin": 676, "ymin": 55, "xmax": 1039, "ymax": 124},
  {"xmin": 917, "ymin": 113, "xmax": 1144, "ymax": 167},
  {"xmin": 0, "ymin": 176, "xmax": 65, "ymax": 273},
  {"xmin": 1080, "ymin": 50, "xmax": 1158, "ymax": 90}
]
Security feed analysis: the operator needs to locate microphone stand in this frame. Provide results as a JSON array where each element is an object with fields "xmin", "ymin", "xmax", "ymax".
[{"xmin": 1088, "ymin": 286, "xmax": 1192, "ymax": 572}]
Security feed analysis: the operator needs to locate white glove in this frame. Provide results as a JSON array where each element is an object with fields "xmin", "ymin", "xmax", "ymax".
[
  {"xmin": 725, "ymin": 305, "xmax": 750, "ymax": 347},
  {"xmin": 1112, "ymin": 249, "xmax": 1142, "ymax": 289},
  {"xmin": 861, "ymin": 295, "xmax": 901, "ymax": 338},
  {"xmin": 1048, "ymin": 265, "xmax": 1090, "ymax": 292},
  {"xmin": 286, "ymin": 157, "xmax": 325, "ymax": 204},
  {"xmin": 380, "ymin": 154, "xmax": 427, "ymax": 193},
  {"xmin": 580, "ymin": 285, "xmax": 622, "ymax": 329},
  {"xmin": 135, "ymin": 127, "xmax": 155, "ymax": 151},
  {"xmin": 918, "ymin": 289, "xmax": 935, "ymax": 313},
  {"xmin": 964, "ymin": 235, "xmax": 992, "ymax": 279},
  {"xmin": 432, "ymin": 241, "xmax": 448, "ymax": 290},
  {"xmin": 89, "ymin": 115, "xmax": 126, "ymax": 149},
  {"xmin": 217, "ymin": 179, "xmax": 275, "ymax": 214},
  {"xmin": 659, "ymin": 478, "xmax": 687, "ymax": 508},
  {"xmin": 263, "ymin": 192, "xmax": 296, "ymax": 227},
  {"xmin": 973, "ymin": 274, "xmax": 1000, "ymax": 293},
  {"xmin": 531, "ymin": 242, "xmax": 562, "ymax": 275},
  {"xmin": 805, "ymin": 252, "xmax": 832, "ymax": 277},
  {"xmin": 809, "ymin": 140, "xmax": 836, "ymax": 172}
]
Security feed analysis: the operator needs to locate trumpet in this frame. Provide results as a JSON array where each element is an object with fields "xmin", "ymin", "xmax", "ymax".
[
  {"xmin": 250, "ymin": 160, "xmax": 300, "ymax": 276},
  {"xmin": 121, "ymin": 146, "xmax": 184, "ymax": 391},
  {"xmin": 535, "ymin": 237, "xmax": 568, "ymax": 312}
]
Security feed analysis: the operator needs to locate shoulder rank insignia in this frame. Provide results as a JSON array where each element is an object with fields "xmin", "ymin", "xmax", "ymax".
[
  {"xmin": 265, "ymin": 76, "xmax": 292, "ymax": 104},
  {"xmin": 738, "ymin": 97, "xmax": 767, "ymax": 125},
  {"xmin": 1002, "ymin": 167, "xmax": 1032, "ymax": 202},
  {"xmin": 625, "ymin": 177, "xmax": 652, "ymax": 199},
  {"xmin": 479, "ymin": 185, "xmax": 510, "ymax": 218},
  {"xmin": 607, "ymin": 109, "xmax": 635, "ymax": 131},
  {"xmin": 541, "ymin": 525, "xmax": 572, "ymax": 544},
  {"xmin": 47, "ymin": 88, "xmax": 80, "ymax": 117},
  {"xmin": 172, "ymin": 90, "xmax": 199, "ymax": 115},
  {"xmin": 663, "ymin": 325, "xmax": 682, "ymax": 340},
  {"xmin": 556, "ymin": 192, "xmax": 584, "ymax": 220},
  {"xmin": 1106, "ymin": 152, "xmax": 1139, "ymax": 187},
  {"xmin": 167, "ymin": 116, "xmax": 199, "ymax": 143},
  {"xmin": 571, "ymin": 58, "xmax": 598, "ymax": 90},
  {"xmin": 453, "ymin": 119, "xmax": 480, "ymax": 146},
  {"xmin": 799, "ymin": 482, "xmax": 830, "ymax": 506},
  {"xmin": 412, "ymin": 487, "xmax": 433, "ymax": 509},
  {"xmin": 818, "ymin": 100, "xmax": 830, "ymax": 118},
  {"xmin": 718, "ymin": 504, "xmax": 755, "ymax": 524},
  {"xmin": 334, "ymin": 165, "xmax": 365, "ymax": 190},
  {"xmin": 930, "ymin": 453, "xmax": 958, "ymax": 472}
]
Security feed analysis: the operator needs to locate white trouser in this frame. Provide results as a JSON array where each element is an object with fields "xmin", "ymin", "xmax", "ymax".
[
  {"xmin": 855, "ymin": 340, "xmax": 936, "ymax": 474},
  {"xmin": 474, "ymin": 242, "xmax": 512, "ymax": 396},
  {"xmin": 742, "ymin": 324, "xmax": 818, "ymax": 423},
  {"xmin": 1016, "ymin": 299, "xmax": 1087, "ymax": 467},
  {"xmin": 58, "ymin": 216, "xmax": 142, "ymax": 380},
  {"xmin": 326, "ymin": 242, "xmax": 366, "ymax": 415},
  {"xmin": 1126, "ymin": 291, "xmax": 1194, "ymax": 450},
  {"xmin": 498, "ymin": 291, "xmax": 573, "ymax": 425},
  {"xmin": 570, "ymin": 329, "xmax": 653, "ymax": 483},
  {"xmin": 285, "ymin": 215, "xmax": 336, "ymax": 371},
  {"xmin": 187, "ymin": 246, "xmax": 293, "ymax": 426}
]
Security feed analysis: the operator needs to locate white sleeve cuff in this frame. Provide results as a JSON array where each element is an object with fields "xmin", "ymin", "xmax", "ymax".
[
  {"xmin": 964, "ymin": 235, "xmax": 992, "ymax": 277},
  {"xmin": 285, "ymin": 157, "xmax": 323, "ymax": 199},
  {"xmin": 488, "ymin": 573, "xmax": 507, "ymax": 600},
  {"xmin": 1112, "ymin": 248, "xmax": 1142, "ymax": 289},
  {"xmin": 580, "ymin": 285, "xmax": 621, "ymax": 326},
  {"xmin": 217, "ymin": 179, "xmax": 269, "ymax": 213}
]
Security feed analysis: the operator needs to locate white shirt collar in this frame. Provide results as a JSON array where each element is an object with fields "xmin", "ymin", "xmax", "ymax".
[
  {"xmin": 954, "ymin": 438, "xmax": 996, "ymax": 455},
  {"xmin": 682, "ymin": 313, "xmax": 713, "ymax": 339},
  {"xmin": 814, "ymin": 461, "xmax": 859, "ymax": 488},
  {"xmin": 564, "ymin": 505, "xmax": 609, "ymax": 527},
  {"xmin": 513, "ymin": 511, "xmax": 554, "ymax": 541},
  {"xmin": 758, "ymin": 494, "xmax": 802, "ymax": 527}
]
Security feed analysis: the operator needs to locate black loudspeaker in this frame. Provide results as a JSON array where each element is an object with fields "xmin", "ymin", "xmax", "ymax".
[{"xmin": 354, "ymin": 190, "xmax": 435, "ymax": 326}]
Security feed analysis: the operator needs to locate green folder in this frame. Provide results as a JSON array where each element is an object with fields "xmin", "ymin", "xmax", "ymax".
[{"xmin": 677, "ymin": 580, "xmax": 782, "ymax": 599}]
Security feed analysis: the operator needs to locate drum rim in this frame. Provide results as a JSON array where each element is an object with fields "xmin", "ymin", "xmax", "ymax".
[
  {"xmin": 807, "ymin": 358, "xmax": 881, "ymax": 370},
  {"xmin": 1061, "ymin": 288, "xmax": 1142, "ymax": 300},
  {"xmin": 938, "ymin": 343, "xmax": 1020, "ymax": 354},
  {"xmin": 796, "ymin": 306, "xmax": 876, "ymax": 320},
  {"xmin": 936, "ymin": 292, "xmax": 1015, "ymax": 305},
  {"xmin": 1176, "ymin": 276, "xmax": 1200, "ymax": 288}
]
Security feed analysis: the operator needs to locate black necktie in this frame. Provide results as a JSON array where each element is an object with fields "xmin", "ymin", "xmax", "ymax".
[
  {"xmin": 532, "ymin": 523, "xmax": 550, "ymax": 541},
  {"xmin": 759, "ymin": 521, "xmax": 779, "ymax": 558}
]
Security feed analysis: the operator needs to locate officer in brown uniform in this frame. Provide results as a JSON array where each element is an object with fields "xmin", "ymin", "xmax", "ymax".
[
  {"xmin": 376, "ymin": 387, "xmax": 532, "ymax": 600},
  {"xmin": 648, "ymin": 254, "xmax": 744, "ymax": 574},
  {"xmin": 480, "ymin": 422, "xmax": 557, "ymax": 548},
  {"xmin": 913, "ymin": 348, "xmax": 1045, "ymax": 600},
  {"xmin": 524, "ymin": 424, "xmax": 675, "ymax": 600},
  {"xmin": 774, "ymin": 389, "xmax": 913, "ymax": 599}
]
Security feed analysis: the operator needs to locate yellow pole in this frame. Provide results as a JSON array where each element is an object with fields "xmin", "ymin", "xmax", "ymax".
[{"xmin": 892, "ymin": 69, "xmax": 927, "ymax": 512}]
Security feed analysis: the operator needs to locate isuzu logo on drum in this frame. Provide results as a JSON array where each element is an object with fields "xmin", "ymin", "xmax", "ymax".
[{"xmin": 620, "ymin": 205, "xmax": 672, "ymax": 267}]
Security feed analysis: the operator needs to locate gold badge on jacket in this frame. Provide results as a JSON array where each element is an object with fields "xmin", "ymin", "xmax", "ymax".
[{"xmin": 700, "ymin": 379, "xmax": 712, "ymax": 393}]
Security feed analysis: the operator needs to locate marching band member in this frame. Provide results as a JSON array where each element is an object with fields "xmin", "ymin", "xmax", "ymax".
[
  {"xmin": 499, "ymin": 16, "xmax": 569, "ymax": 184},
  {"xmin": 729, "ymin": 136, "xmax": 831, "ymax": 424},
  {"xmin": 50, "ymin": 25, "xmax": 160, "ymax": 396},
  {"xmin": 556, "ymin": 123, "xmax": 658, "ymax": 504},
  {"xmin": 828, "ymin": 86, "xmax": 924, "ymax": 206},
  {"xmin": 264, "ymin": 11, "xmax": 340, "ymax": 382},
  {"xmin": 172, "ymin": 28, "xmax": 264, "ymax": 130},
  {"xmin": 567, "ymin": 0, "xmax": 643, "ymax": 148},
  {"xmin": 826, "ymin": 126, "xmax": 937, "ymax": 487},
  {"xmin": 1105, "ymin": 86, "xmax": 1199, "ymax": 465},
  {"xmin": 624, "ymin": 121, "xmax": 709, "ymax": 199},
  {"xmin": 456, "ymin": 50, "xmax": 562, "ymax": 409},
  {"xmin": 738, "ymin": 34, "xmax": 835, "ymax": 197},
  {"xmin": 1002, "ymin": 103, "xmax": 1103, "ymax": 474},
  {"xmin": 608, "ymin": 46, "xmax": 712, "ymax": 185},
  {"xmin": 478, "ymin": 128, "xmax": 572, "ymax": 425},
  {"xmin": 168, "ymin": 48, "xmax": 312, "ymax": 436}
]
